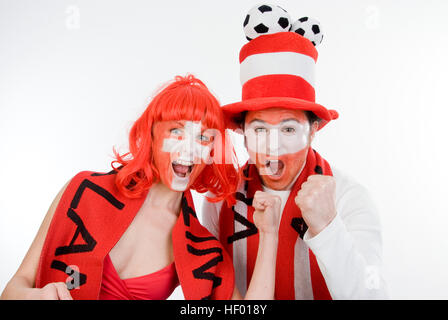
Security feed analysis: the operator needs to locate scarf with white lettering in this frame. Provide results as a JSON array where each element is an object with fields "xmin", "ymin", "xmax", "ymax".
[
  {"xmin": 36, "ymin": 170, "xmax": 234, "ymax": 300},
  {"xmin": 219, "ymin": 147, "xmax": 332, "ymax": 299}
]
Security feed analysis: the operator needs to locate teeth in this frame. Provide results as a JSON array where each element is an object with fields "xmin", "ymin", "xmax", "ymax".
[
  {"xmin": 266, "ymin": 160, "xmax": 279, "ymax": 166},
  {"xmin": 173, "ymin": 160, "xmax": 193, "ymax": 166},
  {"xmin": 266, "ymin": 159, "xmax": 283, "ymax": 176}
]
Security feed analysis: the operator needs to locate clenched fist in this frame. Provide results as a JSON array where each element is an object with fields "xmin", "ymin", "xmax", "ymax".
[
  {"xmin": 252, "ymin": 191, "xmax": 282, "ymax": 235},
  {"xmin": 294, "ymin": 175, "xmax": 337, "ymax": 238}
]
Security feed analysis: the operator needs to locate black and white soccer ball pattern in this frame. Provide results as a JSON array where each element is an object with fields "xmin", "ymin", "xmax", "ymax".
[
  {"xmin": 243, "ymin": 4, "xmax": 291, "ymax": 41},
  {"xmin": 291, "ymin": 17, "xmax": 323, "ymax": 47},
  {"xmin": 242, "ymin": 4, "xmax": 324, "ymax": 47}
]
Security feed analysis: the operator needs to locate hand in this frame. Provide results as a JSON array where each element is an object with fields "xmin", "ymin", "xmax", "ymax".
[
  {"xmin": 26, "ymin": 282, "xmax": 73, "ymax": 300},
  {"xmin": 252, "ymin": 191, "xmax": 281, "ymax": 235},
  {"xmin": 295, "ymin": 175, "xmax": 337, "ymax": 238}
]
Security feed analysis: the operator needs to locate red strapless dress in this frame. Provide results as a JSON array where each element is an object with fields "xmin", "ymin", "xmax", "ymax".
[{"xmin": 99, "ymin": 254, "xmax": 179, "ymax": 300}]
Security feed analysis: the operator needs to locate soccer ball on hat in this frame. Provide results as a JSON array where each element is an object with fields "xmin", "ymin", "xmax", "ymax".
[
  {"xmin": 291, "ymin": 16, "xmax": 324, "ymax": 47},
  {"xmin": 243, "ymin": 3, "xmax": 291, "ymax": 41}
]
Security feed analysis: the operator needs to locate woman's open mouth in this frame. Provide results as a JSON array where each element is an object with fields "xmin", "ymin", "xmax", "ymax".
[
  {"xmin": 172, "ymin": 159, "xmax": 194, "ymax": 178},
  {"xmin": 265, "ymin": 159, "xmax": 285, "ymax": 178}
]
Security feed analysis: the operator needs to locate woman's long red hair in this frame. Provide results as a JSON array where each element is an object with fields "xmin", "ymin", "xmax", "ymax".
[{"xmin": 112, "ymin": 75, "xmax": 241, "ymax": 206}]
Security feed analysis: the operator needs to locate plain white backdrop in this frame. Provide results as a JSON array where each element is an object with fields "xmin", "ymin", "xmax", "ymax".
[{"xmin": 1, "ymin": 0, "xmax": 448, "ymax": 299}]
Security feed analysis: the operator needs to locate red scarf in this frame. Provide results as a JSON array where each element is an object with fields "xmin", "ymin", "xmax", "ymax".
[
  {"xmin": 219, "ymin": 147, "xmax": 332, "ymax": 300},
  {"xmin": 36, "ymin": 170, "xmax": 234, "ymax": 300}
]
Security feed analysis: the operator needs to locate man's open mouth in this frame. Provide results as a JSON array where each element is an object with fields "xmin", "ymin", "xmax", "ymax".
[
  {"xmin": 265, "ymin": 159, "xmax": 285, "ymax": 177},
  {"xmin": 172, "ymin": 160, "xmax": 193, "ymax": 178}
]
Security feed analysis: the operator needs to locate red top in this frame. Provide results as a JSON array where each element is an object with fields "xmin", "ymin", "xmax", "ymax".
[{"xmin": 99, "ymin": 254, "xmax": 179, "ymax": 300}]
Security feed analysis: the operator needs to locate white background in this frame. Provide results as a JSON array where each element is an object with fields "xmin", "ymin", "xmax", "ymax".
[{"xmin": 1, "ymin": 0, "xmax": 448, "ymax": 300}]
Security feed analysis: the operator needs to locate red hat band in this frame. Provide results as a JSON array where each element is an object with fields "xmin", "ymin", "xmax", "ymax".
[{"xmin": 239, "ymin": 32, "xmax": 318, "ymax": 102}]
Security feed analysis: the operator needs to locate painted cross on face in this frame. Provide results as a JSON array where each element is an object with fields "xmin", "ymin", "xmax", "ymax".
[
  {"xmin": 244, "ymin": 108, "xmax": 317, "ymax": 190},
  {"xmin": 152, "ymin": 120, "xmax": 215, "ymax": 192}
]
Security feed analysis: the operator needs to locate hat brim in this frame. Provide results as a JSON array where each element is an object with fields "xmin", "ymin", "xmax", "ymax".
[{"xmin": 221, "ymin": 97, "xmax": 339, "ymax": 130}]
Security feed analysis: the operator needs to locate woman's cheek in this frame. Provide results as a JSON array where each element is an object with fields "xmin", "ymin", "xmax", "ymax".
[{"xmin": 154, "ymin": 150, "xmax": 174, "ymax": 186}]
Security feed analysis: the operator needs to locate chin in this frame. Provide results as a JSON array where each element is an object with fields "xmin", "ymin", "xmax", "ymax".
[
  {"xmin": 261, "ymin": 178, "xmax": 294, "ymax": 191},
  {"xmin": 170, "ymin": 186, "xmax": 188, "ymax": 192}
]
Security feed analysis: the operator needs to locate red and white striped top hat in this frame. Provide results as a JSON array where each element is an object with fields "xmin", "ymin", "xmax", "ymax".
[{"xmin": 222, "ymin": 31, "xmax": 339, "ymax": 130}]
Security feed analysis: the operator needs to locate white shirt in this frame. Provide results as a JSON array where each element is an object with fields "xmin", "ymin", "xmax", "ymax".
[{"xmin": 201, "ymin": 167, "xmax": 388, "ymax": 299}]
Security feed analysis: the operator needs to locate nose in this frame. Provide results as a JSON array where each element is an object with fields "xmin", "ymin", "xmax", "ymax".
[
  {"xmin": 267, "ymin": 129, "xmax": 279, "ymax": 156},
  {"xmin": 179, "ymin": 135, "xmax": 195, "ymax": 160}
]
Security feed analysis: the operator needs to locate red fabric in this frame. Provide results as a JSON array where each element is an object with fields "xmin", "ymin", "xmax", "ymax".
[
  {"xmin": 242, "ymin": 74, "xmax": 315, "ymax": 102},
  {"xmin": 240, "ymin": 32, "xmax": 318, "ymax": 63},
  {"xmin": 245, "ymin": 182, "xmax": 258, "ymax": 288},
  {"xmin": 222, "ymin": 31, "xmax": 338, "ymax": 131},
  {"xmin": 36, "ymin": 170, "xmax": 234, "ymax": 300},
  {"xmin": 219, "ymin": 148, "xmax": 333, "ymax": 300},
  {"xmin": 98, "ymin": 255, "xmax": 179, "ymax": 300},
  {"xmin": 172, "ymin": 191, "xmax": 235, "ymax": 300},
  {"xmin": 35, "ymin": 171, "xmax": 147, "ymax": 300},
  {"xmin": 309, "ymin": 251, "xmax": 332, "ymax": 300}
]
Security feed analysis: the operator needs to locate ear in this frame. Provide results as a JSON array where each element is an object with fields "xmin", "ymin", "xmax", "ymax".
[{"xmin": 309, "ymin": 121, "xmax": 319, "ymax": 143}]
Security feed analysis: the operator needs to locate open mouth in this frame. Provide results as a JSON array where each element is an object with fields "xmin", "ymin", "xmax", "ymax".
[
  {"xmin": 172, "ymin": 159, "xmax": 194, "ymax": 178},
  {"xmin": 265, "ymin": 159, "xmax": 285, "ymax": 177}
]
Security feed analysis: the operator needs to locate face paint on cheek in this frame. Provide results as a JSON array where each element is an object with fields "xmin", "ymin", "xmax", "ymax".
[
  {"xmin": 245, "ymin": 125, "xmax": 310, "ymax": 181},
  {"xmin": 162, "ymin": 121, "xmax": 211, "ymax": 164},
  {"xmin": 255, "ymin": 148, "xmax": 309, "ymax": 190},
  {"xmin": 156, "ymin": 121, "xmax": 212, "ymax": 192},
  {"xmin": 152, "ymin": 145, "xmax": 175, "ymax": 190},
  {"xmin": 244, "ymin": 108, "xmax": 314, "ymax": 190}
]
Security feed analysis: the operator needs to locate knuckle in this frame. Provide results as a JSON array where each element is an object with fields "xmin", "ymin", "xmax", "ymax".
[
  {"xmin": 268, "ymin": 194, "xmax": 281, "ymax": 201},
  {"xmin": 48, "ymin": 283, "xmax": 58, "ymax": 289},
  {"xmin": 254, "ymin": 190, "xmax": 264, "ymax": 197}
]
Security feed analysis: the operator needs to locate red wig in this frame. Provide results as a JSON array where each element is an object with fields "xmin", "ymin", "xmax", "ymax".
[{"xmin": 112, "ymin": 75, "xmax": 241, "ymax": 206}]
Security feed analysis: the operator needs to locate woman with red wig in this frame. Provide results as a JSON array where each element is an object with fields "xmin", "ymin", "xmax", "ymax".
[{"xmin": 0, "ymin": 75, "xmax": 281, "ymax": 300}]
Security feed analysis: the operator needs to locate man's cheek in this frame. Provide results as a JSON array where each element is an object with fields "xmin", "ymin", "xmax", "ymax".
[
  {"xmin": 282, "ymin": 134, "xmax": 309, "ymax": 155},
  {"xmin": 282, "ymin": 149, "xmax": 308, "ymax": 175}
]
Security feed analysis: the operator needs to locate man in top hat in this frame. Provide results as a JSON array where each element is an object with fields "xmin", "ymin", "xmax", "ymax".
[{"xmin": 202, "ymin": 4, "xmax": 388, "ymax": 299}]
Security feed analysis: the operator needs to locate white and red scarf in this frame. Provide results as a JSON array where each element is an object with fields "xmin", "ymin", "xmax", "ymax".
[
  {"xmin": 36, "ymin": 170, "xmax": 234, "ymax": 300},
  {"xmin": 219, "ymin": 147, "xmax": 332, "ymax": 300}
]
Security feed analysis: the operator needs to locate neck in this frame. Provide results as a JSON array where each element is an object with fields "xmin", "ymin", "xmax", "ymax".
[{"xmin": 145, "ymin": 182, "xmax": 183, "ymax": 214}]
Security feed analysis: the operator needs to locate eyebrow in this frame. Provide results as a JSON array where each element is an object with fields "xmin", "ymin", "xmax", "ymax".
[
  {"xmin": 280, "ymin": 118, "xmax": 303, "ymax": 124},
  {"xmin": 248, "ymin": 118, "xmax": 304, "ymax": 125}
]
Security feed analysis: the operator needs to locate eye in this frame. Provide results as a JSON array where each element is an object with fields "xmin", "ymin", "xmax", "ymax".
[
  {"xmin": 282, "ymin": 127, "xmax": 296, "ymax": 134},
  {"xmin": 254, "ymin": 127, "xmax": 267, "ymax": 134},
  {"xmin": 197, "ymin": 134, "xmax": 211, "ymax": 142},
  {"xmin": 170, "ymin": 128, "xmax": 183, "ymax": 136}
]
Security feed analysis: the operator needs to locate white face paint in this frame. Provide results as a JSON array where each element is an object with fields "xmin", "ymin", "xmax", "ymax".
[
  {"xmin": 162, "ymin": 121, "xmax": 212, "ymax": 163},
  {"xmin": 161, "ymin": 121, "xmax": 213, "ymax": 191},
  {"xmin": 244, "ymin": 119, "xmax": 310, "ymax": 157}
]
